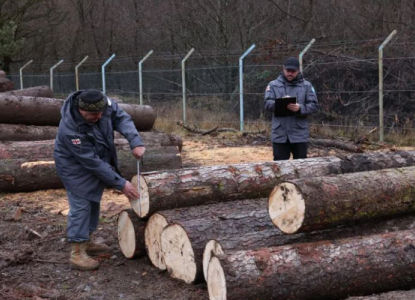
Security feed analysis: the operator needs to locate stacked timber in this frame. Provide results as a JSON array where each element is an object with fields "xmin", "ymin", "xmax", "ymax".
[
  {"xmin": 0, "ymin": 94, "xmax": 156, "ymax": 131},
  {"xmin": 115, "ymin": 150, "xmax": 415, "ymax": 299},
  {"xmin": 0, "ymin": 132, "xmax": 183, "ymax": 192},
  {"xmin": 0, "ymin": 86, "xmax": 54, "ymax": 98}
]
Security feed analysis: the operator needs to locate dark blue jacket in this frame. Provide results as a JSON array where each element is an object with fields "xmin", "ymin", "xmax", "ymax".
[
  {"xmin": 264, "ymin": 73, "xmax": 318, "ymax": 143},
  {"xmin": 54, "ymin": 91, "xmax": 144, "ymax": 202}
]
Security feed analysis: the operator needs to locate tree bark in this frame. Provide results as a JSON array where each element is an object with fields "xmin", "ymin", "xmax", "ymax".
[
  {"xmin": 0, "ymin": 146, "xmax": 182, "ymax": 192},
  {"xmin": 0, "ymin": 133, "xmax": 183, "ymax": 159},
  {"xmin": 0, "ymin": 95, "xmax": 156, "ymax": 131},
  {"xmin": 0, "ymin": 78, "xmax": 14, "ymax": 92},
  {"xmin": 131, "ymin": 151, "xmax": 415, "ymax": 218},
  {"xmin": 269, "ymin": 166, "xmax": 415, "ymax": 234},
  {"xmin": 207, "ymin": 229, "xmax": 415, "ymax": 300},
  {"xmin": 117, "ymin": 209, "xmax": 146, "ymax": 259},
  {"xmin": 309, "ymin": 138, "xmax": 364, "ymax": 153},
  {"xmin": 1, "ymin": 86, "xmax": 53, "ymax": 98},
  {"xmin": 0, "ymin": 124, "xmax": 58, "ymax": 141}
]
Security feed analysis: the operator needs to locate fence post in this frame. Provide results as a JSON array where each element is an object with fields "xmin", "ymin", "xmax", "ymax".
[
  {"xmin": 182, "ymin": 48, "xmax": 195, "ymax": 124},
  {"xmin": 19, "ymin": 60, "xmax": 33, "ymax": 90},
  {"xmin": 138, "ymin": 50, "xmax": 154, "ymax": 105},
  {"xmin": 379, "ymin": 30, "xmax": 397, "ymax": 142},
  {"xmin": 299, "ymin": 39, "xmax": 315, "ymax": 74},
  {"xmin": 75, "ymin": 56, "xmax": 89, "ymax": 91},
  {"xmin": 101, "ymin": 54, "xmax": 116, "ymax": 95},
  {"xmin": 239, "ymin": 44, "xmax": 256, "ymax": 132},
  {"xmin": 50, "ymin": 60, "xmax": 64, "ymax": 92}
]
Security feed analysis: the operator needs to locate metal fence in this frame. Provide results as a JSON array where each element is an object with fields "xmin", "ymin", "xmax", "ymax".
[{"xmin": 7, "ymin": 33, "xmax": 415, "ymax": 141}]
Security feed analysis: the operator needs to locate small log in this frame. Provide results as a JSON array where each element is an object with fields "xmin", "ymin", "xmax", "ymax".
[
  {"xmin": 130, "ymin": 151, "xmax": 415, "ymax": 218},
  {"xmin": 207, "ymin": 229, "xmax": 415, "ymax": 300},
  {"xmin": 309, "ymin": 138, "xmax": 364, "ymax": 153},
  {"xmin": 0, "ymin": 77, "xmax": 14, "ymax": 92},
  {"xmin": 117, "ymin": 209, "xmax": 146, "ymax": 258},
  {"xmin": 1, "ymin": 86, "xmax": 53, "ymax": 98},
  {"xmin": 0, "ymin": 95, "xmax": 156, "ymax": 131},
  {"xmin": 0, "ymin": 124, "xmax": 58, "ymax": 141},
  {"xmin": 269, "ymin": 166, "xmax": 415, "ymax": 234}
]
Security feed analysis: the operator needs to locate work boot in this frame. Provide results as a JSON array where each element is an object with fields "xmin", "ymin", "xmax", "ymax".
[
  {"xmin": 86, "ymin": 234, "xmax": 111, "ymax": 256},
  {"xmin": 70, "ymin": 242, "xmax": 99, "ymax": 271}
]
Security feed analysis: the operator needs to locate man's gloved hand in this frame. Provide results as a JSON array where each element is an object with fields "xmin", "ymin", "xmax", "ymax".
[
  {"xmin": 122, "ymin": 181, "xmax": 139, "ymax": 200},
  {"xmin": 132, "ymin": 146, "xmax": 146, "ymax": 159}
]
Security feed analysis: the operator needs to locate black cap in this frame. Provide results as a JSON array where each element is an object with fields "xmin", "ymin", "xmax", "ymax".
[
  {"xmin": 283, "ymin": 57, "xmax": 300, "ymax": 71},
  {"xmin": 77, "ymin": 89, "xmax": 107, "ymax": 112}
]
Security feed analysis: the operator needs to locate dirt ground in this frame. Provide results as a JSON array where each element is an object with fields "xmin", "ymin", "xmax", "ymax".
[{"xmin": 1, "ymin": 132, "xmax": 415, "ymax": 300}]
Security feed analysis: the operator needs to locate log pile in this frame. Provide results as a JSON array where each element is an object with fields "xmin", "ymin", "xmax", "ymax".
[
  {"xmin": 115, "ymin": 150, "xmax": 415, "ymax": 299},
  {"xmin": 0, "ymin": 86, "xmax": 54, "ymax": 98},
  {"xmin": 0, "ymin": 133, "xmax": 183, "ymax": 192}
]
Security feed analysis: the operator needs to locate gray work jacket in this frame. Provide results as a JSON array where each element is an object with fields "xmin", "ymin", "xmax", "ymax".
[
  {"xmin": 54, "ymin": 91, "xmax": 144, "ymax": 202},
  {"xmin": 264, "ymin": 73, "xmax": 318, "ymax": 143}
]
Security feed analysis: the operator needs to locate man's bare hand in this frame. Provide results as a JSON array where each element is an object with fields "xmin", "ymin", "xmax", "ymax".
[
  {"xmin": 132, "ymin": 146, "xmax": 146, "ymax": 159},
  {"xmin": 287, "ymin": 103, "xmax": 300, "ymax": 112},
  {"xmin": 122, "ymin": 181, "xmax": 139, "ymax": 200}
]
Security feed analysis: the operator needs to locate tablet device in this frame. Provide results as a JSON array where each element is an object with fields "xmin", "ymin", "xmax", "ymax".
[{"xmin": 274, "ymin": 97, "xmax": 297, "ymax": 117}]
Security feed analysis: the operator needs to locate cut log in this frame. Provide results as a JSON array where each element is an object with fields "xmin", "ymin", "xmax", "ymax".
[
  {"xmin": 0, "ymin": 95, "xmax": 156, "ymax": 131},
  {"xmin": 1, "ymin": 86, "xmax": 53, "ymax": 98},
  {"xmin": 158, "ymin": 196, "xmax": 415, "ymax": 284},
  {"xmin": 207, "ymin": 229, "xmax": 415, "ymax": 300},
  {"xmin": 0, "ymin": 146, "xmax": 182, "ymax": 192},
  {"xmin": 130, "ymin": 151, "xmax": 415, "ymax": 218},
  {"xmin": 0, "ymin": 124, "xmax": 58, "ymax": 141},
  {"xmin": 117, "ymin": 209, "xmax": 146, "ymax": 258},
  {"xmin": 269, "ymin": 166, "xmax": 415, "ymax": 234},
  {"xmin": 144, "ymin": 213, "xmax": 169, "ymax": 270},
  {"xmin": 0, "ymin": 133, "xmax": 183, "ymax": 159},
  {"xmin": 309, "ymin": 138, "xmax": 364, "ymax": 153}
]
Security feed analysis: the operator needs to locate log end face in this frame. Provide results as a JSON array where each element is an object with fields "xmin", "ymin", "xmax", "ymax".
[
  {"xmin": 117, "ymin": 211, "xmax": 136, "ymax": 259},
  {"xmin": 161, "ymin": 224, "xmax": 197, "ymax": 284},
  {"xmin": 145, "ymin": 213, "xmax": 169, "ymax": 270},
  {"xmin": 203, "ymin": 240, "xmax": 224, "ymax": 282},
  {"xmin": 131, "ymin": 175, "xmax": 150, "ymax": 218},
  {"xmin": 207, "ymin": 256, "xmax": 227, "ymax": 300},
  {"xmin": 269, "ymin": 182, "xmax": 305, "ymax": 234}
]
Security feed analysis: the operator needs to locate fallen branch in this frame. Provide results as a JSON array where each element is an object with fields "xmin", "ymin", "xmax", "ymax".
[{"xmin": 177, "ymin": 121, "xmax": 266, "ymax": 135}]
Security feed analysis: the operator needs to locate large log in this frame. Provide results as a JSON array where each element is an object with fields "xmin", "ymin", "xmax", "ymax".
[
  {"xmin": 117, "ymin": 209, "xmax": 147, "ymax": 258},
  {"xmin": 309, "ymin": 138, "xmax": 364, "ymax": 153},
  {"xmin": 130, "ymin": 151, "xmax": 415, "ymax": 218},
  {"xmin": 0, "ymin": 124, "xmax": 58, "ymax": 141},
  {"xmin": 269, "ymin": 166, "xmax": 415, "ymax": 234},
  {"xmin": 0, "ymin": 133, "xmax": 183, "ymax": 159},
  {"xmin": 0, "ymin": 146, "xmax": 182, "ymax": 192},
  {"xmin": 207, "ymin": 229, "xmax": 415, "ymax": 300},
  {"xmin": 1, "ymin": 86, "xmax": 53, "ymax": 98},
  {"xmin": 158, "ymin": 196, "xmax": 415, "ymax": 284},
  {"xmin": 0, "ymin": 95, "xmax": 156, "ymax": 131}
]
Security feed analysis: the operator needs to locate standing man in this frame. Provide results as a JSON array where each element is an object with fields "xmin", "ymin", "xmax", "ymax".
[
  {"xmin": 264, "ymin": 57, "xmax": 318, "ymax": 160},
  {"xmin": 54, "ymin": 89, "xmax": 145, "ymax": 270}
]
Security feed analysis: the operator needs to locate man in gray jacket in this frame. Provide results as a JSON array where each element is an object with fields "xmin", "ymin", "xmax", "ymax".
[
  {"xmin": 54, "ymin": 89, "xmax": 145, "ymax": 270},
  {"xmin": 264, "ymin": 57, "xmax": 318, "ymax": 160}
]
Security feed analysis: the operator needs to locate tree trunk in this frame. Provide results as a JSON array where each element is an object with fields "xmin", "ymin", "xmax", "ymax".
[
  {"xmin": 0, "ymin": 95, "xmax": 156, "ymax": 131},
  {"xmin": 269, "ymin": 166, "xmax": 415, "ymax": 234},
  {"xmin": 0, "ymin": 124, "xmax": 58, "ymax": 141},
  {"xmin": 207, "ymin": 229, "xmax": 415, "ymax": 300},
  {"xmin": 131, "ymin": 151, "xmax": 415, "ymax": 218},
  {"xmin": 309, "ymin": 138, "xmax": 364, "ymax": 153},
  {"xmin": 1, "ymin": 86, "xmax": 53, "ymax": 98},
  {"xmin": 156, "ymin": 196, "xmax": 415, "ymax": 284},
  {"xmin": 0, "ymin": 146, "xmax": 182, "ymax": 192},
  {"xmin": 0, "ymin": 133, "xmax": 183, "ymax": 159},
  {"xmin": 117, "ymin": 209, "xmax": 146, "ymax": 258}
]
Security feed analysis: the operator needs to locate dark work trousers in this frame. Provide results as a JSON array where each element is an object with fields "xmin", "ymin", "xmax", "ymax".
[
  {"xmin": 67, "ymin": 191, "xmax": 100, "ymax": 242},
  {"xmin": 273, "ymin": 141, "xmax": 308, "ymax": 161}
]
